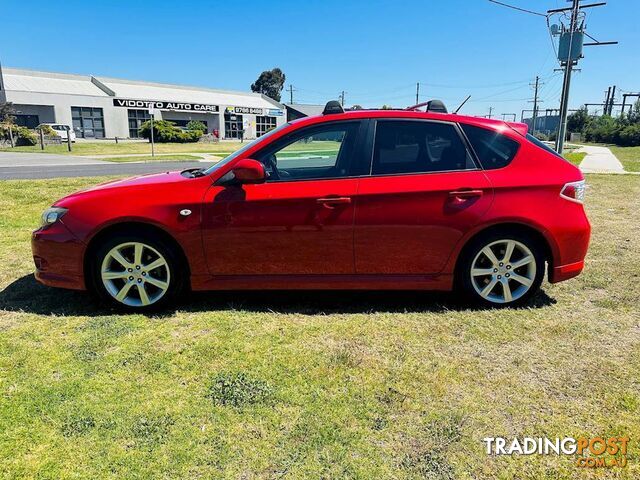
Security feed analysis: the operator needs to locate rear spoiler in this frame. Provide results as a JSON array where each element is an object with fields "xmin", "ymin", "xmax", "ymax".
[{"xmin": 506, "ymin": 121, "xmax": 529, "ymax": 137}]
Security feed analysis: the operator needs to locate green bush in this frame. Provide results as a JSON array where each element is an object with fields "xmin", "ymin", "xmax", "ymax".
[
  {"xmin": 138, "ymin": 120, "xmax": 202, "ymax": 143},
  {"xmin": 186, "ymin": 120, "xmax": 206, "ymax": 133},
  {"xmin": 15, "ymin": 127, "xmax": 38, "ymax": 146},
  {"xmin": 36, "ymin": 124, "xmax": 56, "ymax": 136},
  {"xmin": 618, "ymin": 124, "xmax": 640, "ymax": 147}
]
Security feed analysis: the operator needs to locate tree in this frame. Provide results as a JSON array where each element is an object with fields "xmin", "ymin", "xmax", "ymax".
[
  {"xmin": 566, "ymin": 106, "xmax": 589, "ymax": 134},
  {"xmin": 250, "ymin": 68, "xmax": 285, "ymax": 102},
  {"xmin": 0, "ymin": 102, "xmax": 15, "ymax": 123}
]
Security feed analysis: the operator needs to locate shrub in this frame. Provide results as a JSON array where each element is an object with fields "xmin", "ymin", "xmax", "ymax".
[
  {"xmin": 15, "ymin": 127, "xmax": 38, "ymax": 146},
  {"xmin": 36, "ymin": 124, "xmax": 56, "ymax": 136},
  {"xmin": 618, "ymin": 124, "xmax": 640, "ymax": 147},
  {"xmin": 186, "ymin": 120, "xmax": 206, "ymax": 133},
  {"xmin": 138, "ymin": 120, "xmax": 202, "ymax": 143}
]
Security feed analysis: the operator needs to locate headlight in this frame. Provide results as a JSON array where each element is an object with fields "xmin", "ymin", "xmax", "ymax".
[{"xmin": 41, "ymin": 207, "xmax": 68, "ymax": 227}]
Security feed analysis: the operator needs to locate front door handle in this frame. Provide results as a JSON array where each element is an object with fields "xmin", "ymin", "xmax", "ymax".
[
  {"xmin": 316, "ymin": 197, "xmax": 352, "ymax": 208},
  {"xmin": 448, "ymin": 189, "xmax": 483, "ymax": 199}
]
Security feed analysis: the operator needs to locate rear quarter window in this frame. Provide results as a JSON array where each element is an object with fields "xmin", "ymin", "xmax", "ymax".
[{"xmin": 461, "ymin": 124, "xmax": 520, "ymax": 170}]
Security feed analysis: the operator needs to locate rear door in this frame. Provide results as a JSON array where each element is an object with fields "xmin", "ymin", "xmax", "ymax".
[{"xmin": 354, "ymin": 119, "xmax": 493, "ymax": 274}]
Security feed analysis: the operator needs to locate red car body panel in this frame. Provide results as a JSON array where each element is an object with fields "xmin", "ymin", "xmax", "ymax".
[{"xmin": 31, "ymin": 109, "xmax": 591, "ymax": 293}]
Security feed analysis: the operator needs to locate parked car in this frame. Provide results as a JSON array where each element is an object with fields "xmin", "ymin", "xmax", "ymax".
[
  {"xmin": 38, "ymin": 123, "xmax": 76, "ymax": 142},
  {"xmin": 32, "ymin": 101, "xmax": 590, "ymax": 310}
]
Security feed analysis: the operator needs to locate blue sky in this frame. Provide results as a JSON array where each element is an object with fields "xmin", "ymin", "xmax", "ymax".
[{"xmin": 2, "ymin": 0, "xmax": 638, "ymax": 118}]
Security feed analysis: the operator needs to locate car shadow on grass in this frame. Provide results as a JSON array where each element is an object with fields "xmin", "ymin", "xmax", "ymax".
[{"xmin": 0, "ymin": 274, "xmax": 557, "ymax": 317}]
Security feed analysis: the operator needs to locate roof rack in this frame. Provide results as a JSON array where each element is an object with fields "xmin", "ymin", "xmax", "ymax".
[
  {"xmin": 323, "ymin": 100, "xmax": 345, "ymax": 115},
  {"xmin": 405, "ymin": 99, "xmax": 448, "ymax": 113}
]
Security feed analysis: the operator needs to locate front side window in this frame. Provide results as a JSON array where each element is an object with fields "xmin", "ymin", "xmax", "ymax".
[
  {"xmin": 461, "ymin": 124, "xmax": 520, "ymax": 169},
  {"xmin": 372, "ymin": 120, "xmax": 475, "ymax": 175},
  {"xmin": 255, "ymin": 122, "xmax": 359, "ymax": 181}
]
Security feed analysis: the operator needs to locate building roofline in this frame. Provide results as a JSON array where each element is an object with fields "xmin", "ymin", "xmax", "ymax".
[{"xmin": 1, "ymin": 67, "xmax": 286, "ymax": 107}]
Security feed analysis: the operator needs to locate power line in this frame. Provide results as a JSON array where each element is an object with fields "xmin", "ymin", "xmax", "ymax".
[{"xmin": 487, "ymin": 0, "xmax": 546, "ymax": 17}]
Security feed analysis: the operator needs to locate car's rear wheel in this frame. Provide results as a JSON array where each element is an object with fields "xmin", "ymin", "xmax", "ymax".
[
  {"xmin": 459, "ymin": 232, "xmax": 545, "ymax": 307},
  {"xmin": 91, "ymin": 234, "xmax": 183, "ymax": 311}
]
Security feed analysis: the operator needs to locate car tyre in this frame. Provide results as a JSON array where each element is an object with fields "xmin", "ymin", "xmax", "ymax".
[
  {"xmin": 89, "ymin": 233, "xmax": 184, "ymax": 312},
  {"xmin": 458, "ymin": 231, "xmax": 545, "ymax": 307}
]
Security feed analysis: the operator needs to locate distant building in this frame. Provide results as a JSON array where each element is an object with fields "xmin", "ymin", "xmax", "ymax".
[
  {"xmin": 0, "ymin": 66, "xmax": 286, "ymax": 140},
  {"xmin": 284, "ymin": 103, "xmax": 325, "ymax": 122},
  {"xmin": 523, "ymin": 114, "xmax": 560, "ymax": 137}
]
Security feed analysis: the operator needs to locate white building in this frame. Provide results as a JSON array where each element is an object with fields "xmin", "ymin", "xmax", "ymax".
[{"xmin": 0, "ymin": 66, "xmax": 286, "ymax": 140}]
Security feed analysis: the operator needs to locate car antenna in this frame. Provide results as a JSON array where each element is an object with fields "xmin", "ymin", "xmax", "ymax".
[{"xmin": 454, "ymin": 95, "xmax": 471, "ymax": 114}]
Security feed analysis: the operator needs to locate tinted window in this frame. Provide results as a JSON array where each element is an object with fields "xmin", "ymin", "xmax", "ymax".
[
  {"xmin": 372, "ymin": 121, "xmax": 475, "ymax": 175},
  {"xmin": 461, "ymin": 124, "xmax": 520, "ymax": 170},
  {"xmin": 526, "ymin": 133, "xmax": 564, "ymax": 159},
  {"xmin": 256, "ymin": 122, "xmax": 359, "ymax": 181}
]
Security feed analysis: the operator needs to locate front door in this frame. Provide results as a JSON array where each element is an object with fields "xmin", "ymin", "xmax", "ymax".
[
  {"xmin": 354, "ymin": 119, "xmax": 494, "ymax": 274},
  {"xmin": 202, "ymin": 120, "xmax": 364, "ymax": 276}
]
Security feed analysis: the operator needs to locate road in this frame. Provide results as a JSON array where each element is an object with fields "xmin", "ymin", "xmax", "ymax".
[{"xmin": 0, "ymin": 152, "xmax": 212, "ymax": 179}]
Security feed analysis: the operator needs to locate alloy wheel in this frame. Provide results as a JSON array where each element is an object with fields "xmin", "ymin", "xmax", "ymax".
[
  {"xmin": 470, "ymin": 239, "xmax": 536, "ymax": 304},
  {"xmin": 100, "ymin": 241, "xmax": 171, "ymax": 307}
]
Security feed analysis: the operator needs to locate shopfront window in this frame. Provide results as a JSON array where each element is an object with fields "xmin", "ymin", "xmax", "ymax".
[
  {"xmin": 127, "ymin": 109, "xmax": 150, "ymax": 138},
  {"xmin": 71, "ymin": 107, "xmax": 105, "ymax": 138},
  {"xmin": 256, "ymin": 116, "xmax": 277, "ymax": 137},
  {"xmin": 224, "ymin": 113, "xmax": 243, "ymax": 139}
]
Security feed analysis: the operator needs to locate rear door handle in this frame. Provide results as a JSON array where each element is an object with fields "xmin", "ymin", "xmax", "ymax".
[
  {"xmin": 448, "ymin": 189, "xmax": 483, "ymax": 199},
  {"xmin": 316, "ymin": 197, "xmax": 352, "ymax": 208}
]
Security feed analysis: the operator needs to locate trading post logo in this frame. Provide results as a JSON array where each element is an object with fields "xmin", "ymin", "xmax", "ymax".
[{"xmin": 483, "ymin": 436, "xmax": 629, "ymax": 468}]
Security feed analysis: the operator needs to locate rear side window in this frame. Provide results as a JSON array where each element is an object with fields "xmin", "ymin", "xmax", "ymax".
[
  {"xmin": 461, "ymin": 124, "xmax": 520, "ymax": 170},
  {"xmin": 372, "ymin": 120, "xmax": 475, "ymax": 175},
  {"xmin": 526, "ymin": 133, "xmax": 564, "ymax": 159}
]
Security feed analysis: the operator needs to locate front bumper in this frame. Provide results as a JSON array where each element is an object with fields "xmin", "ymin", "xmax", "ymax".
[{"xmin": 31, "ymin": 221, "xmax": 86, "ymax": 290}]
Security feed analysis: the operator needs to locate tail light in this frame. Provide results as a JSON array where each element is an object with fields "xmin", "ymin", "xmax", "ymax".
[{"xmin": 560, "ymin": 180, "xmax": 586, "ymax": 204}]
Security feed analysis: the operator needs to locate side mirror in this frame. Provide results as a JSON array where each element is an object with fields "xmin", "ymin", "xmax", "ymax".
[{"xmin": 230, "ymin": 159, "xmax": 266, "ymax": 184}]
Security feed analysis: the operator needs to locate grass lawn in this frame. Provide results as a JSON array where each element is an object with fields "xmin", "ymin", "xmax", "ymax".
[
  {"xmin": 563, "ymin": 152, "xmax": 586, "ymax": 166},
  {"xmin": 608, "ymin": 146, "xmax": 640, "ymax": 172},
  {"xmin": 0, "ymin": 141, "xmax": 243, "ymax": 156},
  {"xmin": 101, "ymin": 154, "xmax": 204, "ymax": 163},
  {"xmin": 1, "ymin": 174, "xmax": 639, "ymax": 478}
]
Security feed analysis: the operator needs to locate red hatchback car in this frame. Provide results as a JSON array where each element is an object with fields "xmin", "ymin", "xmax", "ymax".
[{"xmin": 32, "ymin": 100, "xmax": 590, "ymax": 310}]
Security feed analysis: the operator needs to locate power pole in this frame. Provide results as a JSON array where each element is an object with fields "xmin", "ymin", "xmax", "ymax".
[
  {"xmin": 416, "ymin": 82, "xmax": 420, "ymax": 104},
  {"xmin": 603, "ymin": 87, "xmax": 611, "ymax": 115},
  {"xmin": 339, "ymin": 91, "xmax": 345, "ymax": 106},
  {"xmin": 287, "ymin": 84, "xmax": 295, "ymax": 104},
  {"xmin": 529, "ymin": 76, "xmax": 542, "ymax": 137},
  {"xmin": 608, "ymin": 85, "xmax": 617, "ymax": 115},
  {"xmin": 550, "ymin": 0, "xmax": 617, "ymax": 153},
  {"xmin": 487, "ymin": 106, "xmax": 493, "ymax": 119}
]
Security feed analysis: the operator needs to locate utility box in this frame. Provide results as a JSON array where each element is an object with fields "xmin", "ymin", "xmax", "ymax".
[{"xmin": 558, "ymin": 31, "xmax": 584, "ymax": 63}]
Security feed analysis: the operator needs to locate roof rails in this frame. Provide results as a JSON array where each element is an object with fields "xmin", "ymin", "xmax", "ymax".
[
  {"xmin": 323, "ymin": 100, "xmax": 344, "ymax": 115},
  {"xmin": 405, "ymin": 99, "xmax": 448, "ymax": 113}
]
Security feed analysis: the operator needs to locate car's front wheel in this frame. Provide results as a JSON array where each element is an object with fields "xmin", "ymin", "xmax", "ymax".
[
  {"xmin": 91, "ymin": 234, "xmax": 184, "ymax": 311},
  {"xmin": 459, "ymin": 232, "xmax": 545, "ymax": 307}
]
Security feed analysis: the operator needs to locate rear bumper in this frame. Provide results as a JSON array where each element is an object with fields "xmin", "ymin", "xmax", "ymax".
[
  {"xmin": 31, "ymin": 222, "xmax": 86, "ymax": 290},
  {"xmin": 549, "ymin": 260, "xmax": 584, "ymax": 283}
]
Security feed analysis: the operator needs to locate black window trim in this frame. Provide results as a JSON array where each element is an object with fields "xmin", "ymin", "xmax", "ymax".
[
  {"xmin": 250, "ymin": 119, "xmax": 368, "ymax": 184},
  {"xmin": 364, "ymin": 118, "xmax": 482, "ymax": 178}
]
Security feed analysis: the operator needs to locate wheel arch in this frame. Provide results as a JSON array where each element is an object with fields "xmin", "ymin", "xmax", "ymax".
[
  {"xmin": 452, "ymin": 221, "xmax": 556, "ymax": 282},
  {"xmin": 83, "ymin": 221, "xmax": 191, "ymax": 291}
]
